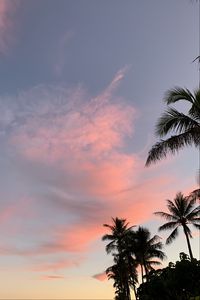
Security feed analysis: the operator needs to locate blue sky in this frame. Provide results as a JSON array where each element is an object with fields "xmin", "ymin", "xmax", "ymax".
[{"xmin": 0, "ymin": 0, "xmax": 199, "ymax": 299}]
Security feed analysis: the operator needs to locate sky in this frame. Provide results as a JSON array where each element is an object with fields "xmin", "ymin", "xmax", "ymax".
[{"xmin": 0, "ymin": 0, "xmax": 199, "ymax": 299}]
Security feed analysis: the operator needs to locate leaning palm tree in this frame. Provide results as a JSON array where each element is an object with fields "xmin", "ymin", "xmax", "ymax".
[
  {"xmin": 131, "ymin": 226, "xmax": 166, "ymax": 283},
  {"xmin": 155, "ymin": 192, "xmax": 200, "ymax": 260},
  {"xmin": 146, "ymin": 87, "xmax": 200, "ymax": 166}
]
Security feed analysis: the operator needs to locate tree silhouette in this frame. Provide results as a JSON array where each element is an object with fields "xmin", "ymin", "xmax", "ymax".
[
  {"xmin": 137, "ymin": 253, "xmax": 200, "ymax": 300},
  {"xmin": 131, "ymin": 226, "xmax": 166, "ymax": 282},
  {"xmin": 155, "ymin": 192, "xmax": 200, "ymax": 259},
  {"xmin": 146, "ymin": 87, "xmax": 200, "ymax": 166},
  {"xmin": 102, "ymin": 217, "xmax": 136, "ymax": 300},
  {"xmin": 106, "ymin": 254, "xmax": 137, "ymax": 300}
]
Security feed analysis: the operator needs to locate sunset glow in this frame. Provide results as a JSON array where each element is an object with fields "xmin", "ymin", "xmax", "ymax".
[{"xmin": 0, "ymin": 0, "xmax": 199, "ymax": 299}]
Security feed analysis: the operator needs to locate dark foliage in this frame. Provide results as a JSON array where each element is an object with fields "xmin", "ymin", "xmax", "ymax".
[{"xmin": 137, "ymin": 253, "xmax": 200, "ymax": 300}]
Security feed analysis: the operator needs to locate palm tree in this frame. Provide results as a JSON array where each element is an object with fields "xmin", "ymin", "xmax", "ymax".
[
  {"xmin": 146, "ymin": 87, "xmax": 200, "ymax": 166},
  {"xmin": 132, "ymin": 226, "xmax": 166, "ymax": 283},
  {"xmin": 102, "ymin": 218, "xmax": 136, "ymax": 300},
  {"xmin": 106, "ymin": 254, "xmax": 137, "ymax": 300},
  {"xmin": 106, "ymin": 257, "xmax": 126, "ymax": 299},
  {"xmin": 102, "ymin": 217, "xmax": 135, "ymax": 255},
  {"xmin": 154, "ymin": 192, "xmax": 200, "ymax": 260}
]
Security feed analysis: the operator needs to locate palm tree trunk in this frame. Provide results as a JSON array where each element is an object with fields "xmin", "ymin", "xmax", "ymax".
[
  {"xmin": 126, "ymin": 282, "xmax": 131, "ymax": 300},
  {"xmin": 127, "ymin": 257, "xmax": 137, "ymax": 300},
  {"xmin": 143, "ymin": 261, "xmax": 149, "ymax": 281},
  {"xmin": 140, "ymin": 264, "xmax": 144, "ymax": 284},
  {"xmin": 133, "ymin": 285, "xmax": 137, "ymax": 300},
  {"xmin": 183, "ymin": 225, "xmax": 193, "ymax": 260}
]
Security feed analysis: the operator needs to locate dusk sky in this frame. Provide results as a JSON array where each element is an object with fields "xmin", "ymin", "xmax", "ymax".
[{"xmin": 0, "ymin": 0, "xmax": 199, "ymax": 299}]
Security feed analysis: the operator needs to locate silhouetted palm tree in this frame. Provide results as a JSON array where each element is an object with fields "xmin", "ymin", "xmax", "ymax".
[
  {"xmin": 132, "ymin": 227, "xmax": 166, "ymax": 282},
  {"xmin": 155, "ymin": 192, "xmax": 200, "ymax": 259},
  {"xmin": 146, "ymin": 87, "xmax": 200, "ymax": 166},
  {"xmin": 102, "ymin": 217, "xmax": 135, "ymax": 255},
  {"xmin": 106, "ymin": 254, "xmax": 137, "ymax": 300},
  {"xmin": 102, "ymin": 218, "xmax": 136, "ymax": 300},
  {"xmin": 106, "ymin": 257, "xmax": 126, "ymax": 299}
]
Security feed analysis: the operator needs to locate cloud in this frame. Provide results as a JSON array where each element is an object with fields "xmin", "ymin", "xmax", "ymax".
[
  {"xmin": 40, "ymin": 275, "xmax": 65, "ymax": 280},
  {"xmin": 2, "ymin": 68, "xmax": 136, "ymax": 201},
  {"xmin": 32, "ymin": 258, "xmax": 82, "ymax": 272},
  {"xmin": 0, "ymin": 68, "xmax": 184, "ymax": 272},
  {"xmin": 92, "ymin": 271, "xmax": 107, "ymax": 281},
  {"xmin": 0, "ymin": 0, "xmax": 19, "ymax": 54},
  {"xmin": 8, "ymin": 68, "xmax": 134, "ymax": 166},
  {"xmin": 54, "ymin": 30, "xmax": 74, "ymax": 76},
  {"xmin": 0, "ymin": 197, "xmax": 33, "ymax": 235}
]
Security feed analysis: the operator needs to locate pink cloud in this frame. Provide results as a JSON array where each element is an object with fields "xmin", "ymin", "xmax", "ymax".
[
  {"xmin": 32, "ymin": 258, "xmax": 81, "ymax": 272},
  {"xmin": 40, "ymin": 275, "xmax": 65, "ymax": 280},
  {"xmin": 0, "ymin": 198, "xmax": 33, "ymax": 233},
  {"xmin": 50, "ymin": 223, "xmax": 104, "ymax": 253},
  {"xmin": 92, "ymin": 271, "xmax": 107, "ymax": 281},
  {"xmin": 9, "ymin": 69, "xmax": 138, "ymax": 199},
  {"xmin": 31, "ymin": 180, "xmax": 172, "ymax": 255},
  {"xmin": 0, "ymin": 69, "xmax": 191, "ymax": 267},
  {"xmin": 0, "ymin": 205, "xmax": 18, "ymax": 225},
  {"xmin": 0, "ymin": 0, "xmax": 19, "ymax": 54},
  {"xmin": 11, "ymin": 69, "xmax": 134, "ymax": 167}
]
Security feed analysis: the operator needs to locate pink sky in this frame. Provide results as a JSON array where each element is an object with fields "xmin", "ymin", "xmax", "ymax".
[{"xmin": 0, "ymin": 1, "xmax": 199, "ymax": 299}]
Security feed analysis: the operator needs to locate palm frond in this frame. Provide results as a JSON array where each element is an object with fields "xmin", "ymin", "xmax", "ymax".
[
  {"xmin": 154, "ymin": 211, "xmax": 177, "ymax": 221},
  {"xmin": 148, "ymin": 235, "xmax": 162, "ymax": 245},
  {"xmin": 189, "ymin": 217, "xmax": 200, "ymax": 223},
  {"xmin": 174, "ymin": 193, "xmax": 189, "ymax": 216},
  {"xmin": 167, "ymin": 198, "xmax": 182, "ymax": 217},
  {"xmin": 166, "ymin": 227, "xmax": 179, "ymax": 244},
  {"xmin": 105, "ymin": 241, "xmax": 116, "ymax": 254},
  {"xmin": 149, "ymin": 241, "xmax": 163, "ymax": 251},
  {"xmin": 183, "ymin": 225, "xmax": 193, "ymax": 238},
  {"xmin": 186, "ymin": 206, "xmax": 200, "ymax": 219},
  {"xmin": 190, "ymin": 89, "xmax": 200, "ymax": 120},
  {"xmin": 103, "ymin": 224, "xmax": 114, "ymax": 230},
  {"xmin": 148, "ymin": 248, "xmax": 166, "ymax": 260},
  {"xmin": 146, "ymin": 260, "xmax": 162, "ymax": 266},
  {"xmin": 146, "ymin": 127, "xmax": 200, "ymax": 166},
  {"xmin": 192, "ymin": 223, "xmax": 200, "ymax": 229},
  {"xmin": 102, "ymin": 234, "xmax": 115, "ymax": 241},
  {"xmin": 190, "ymin": 188, "xmax": 200, "ymax": 198},
  {"xmin": 163, "ymin": 87, "xmax": 194, "ymax": 105},
  {"xmin": 158, "ymin": 221, "xmax": 178, "ymax": 232},
  {"xmin": 155, "ymin": 108, "xmax": 198, "ymax": 137},
  {"xmin": 184, "ymin": 196, "xmax": 197, "ymax": 215}
]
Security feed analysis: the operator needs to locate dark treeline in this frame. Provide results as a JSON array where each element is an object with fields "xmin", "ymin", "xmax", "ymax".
[{"xmin": 102, "ymin": 191, "xmax": 200, "ymax": 299}]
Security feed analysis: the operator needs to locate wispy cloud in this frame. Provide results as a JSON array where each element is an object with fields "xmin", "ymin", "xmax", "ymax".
[
  {"xmin": 32, "ymin": 258, "xmax": 82, "ymax": 272},
  {"xmin": 0, "ymin": 0, "xmax": 19, "ymax": 54},
  {"xmin": 0, "ymin": 69, "xmax": 181, "ymax": 272},
  {"xmin": 0, "ymin": 197, "xmax": 33, "ymax": 235},
  {"xmin": 40, "ymin": 275, "xmax": 65, "ymax": 280},
  {"xmin": 54, "ymin": 30, "xmax": 74, "ymax": 76},
  {"xmin": 92, "ymin": 271, "xmax": 107, "ymax": 281}
]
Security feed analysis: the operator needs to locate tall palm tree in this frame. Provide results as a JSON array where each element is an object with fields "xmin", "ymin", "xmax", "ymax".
[
  {"xmin": 102, "ymin": 218, "xmax": 136, "ymax": 300},
  {"xmin": 154, "ymin": 192, "xmax": 200, "ymax": 259},
  {"xmin": 146, "ymin": 87, "xmax": 200, "ymax": 166},
  {"xmin": 106, "ymin": 254, "xmax": 137, "ymax": 300},
  {"xmin": 102, "ymin": 217, "xmax": 135, "ymax": 255},
  {"xmin": 106, "ymin": 257, "xmax": 127, "ymax": 300},
  {"xmin": 131, "ymin": 226, "xmax": 166, "ymax": 283}
]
